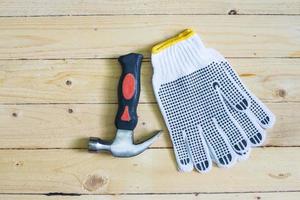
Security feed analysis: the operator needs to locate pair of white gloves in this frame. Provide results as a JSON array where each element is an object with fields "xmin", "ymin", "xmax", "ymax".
[{"xmin": 151, "ymin": 29, "xmax": 275, "ymax": 173}]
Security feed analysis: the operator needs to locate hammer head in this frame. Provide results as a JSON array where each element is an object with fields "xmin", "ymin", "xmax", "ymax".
[{"xmin": 88, "ymin": 130, "xmax": 161, "ymax": 157}]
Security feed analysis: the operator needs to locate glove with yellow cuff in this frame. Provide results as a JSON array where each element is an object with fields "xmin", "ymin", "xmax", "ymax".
[{"xmin": 151, "ymin": 29, "xmax": 275, "ymax": 173}]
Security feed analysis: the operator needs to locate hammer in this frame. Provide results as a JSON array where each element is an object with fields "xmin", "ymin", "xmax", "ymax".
[{"xmin": 88, "ymin": 53, "xmax": 161, "ymax": 157}]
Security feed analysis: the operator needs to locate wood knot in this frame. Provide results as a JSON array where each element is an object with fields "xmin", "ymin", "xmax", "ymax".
[
  {"xmin": 268, "ymin": 172, "xmax": 291, "ymax": 179},
  {"xmin": 277, "ymin": 89, "xmax": 287, "ymax": 98},
  {"xmin": 256, "ymin": 197, "xmax": 261, "ymax": 200},
  {"xmin": 68, "ymin": 108, "xmax": 73, "ymax": 114},
  {"xmin": 12, "ymin": 112, "xmax": 18, "ymax": 117},
  {"xmin": 228, "ymin": 9, "xmax": 237, "ymax": 15},
  {"xmin": 15, "ymin": 161, "xmax": 24, "ymax": 167},
  {"xmin": 65, "ymin": 80, "xmax": 72, "ymax": 86},
  {"xmin": 83, "ymin": 174, "xmax": 108, "ymax": 192}
]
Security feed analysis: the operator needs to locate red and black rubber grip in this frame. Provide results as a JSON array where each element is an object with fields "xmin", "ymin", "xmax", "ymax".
[{"xmin": 115, "ymin": 53, "xmax": 143, "ymax": 130}]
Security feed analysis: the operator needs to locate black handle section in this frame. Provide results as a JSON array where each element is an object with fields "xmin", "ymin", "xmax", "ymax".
[{"xmin": 115, "ymin": 53, "xmax": 143, "ymax": 130}]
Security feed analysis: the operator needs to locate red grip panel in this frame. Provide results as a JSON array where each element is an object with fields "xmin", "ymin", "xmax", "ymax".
[
  {"xmin": 121, "ymin": 106, "xmax": 131, "ymax": 121},
  {"xmin": 122, "ymin": 73, "xmax": 135, "ymax": 100}
]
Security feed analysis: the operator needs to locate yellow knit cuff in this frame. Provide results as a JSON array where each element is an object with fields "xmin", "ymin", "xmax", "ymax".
[{"xmin": 152, "ymin": 29, "xmax": 196, "ymax": 54}]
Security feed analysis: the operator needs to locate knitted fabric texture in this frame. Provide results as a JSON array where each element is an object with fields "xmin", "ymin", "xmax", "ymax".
[{"xmin": 151, "ymin": 29, "xmax": 275, "ymax": 173}]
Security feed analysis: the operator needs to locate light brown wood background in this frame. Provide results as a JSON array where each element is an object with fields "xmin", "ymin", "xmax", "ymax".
[{"xmin": 0, "ymin": 0, "xmax": 299, "ymax": 199}]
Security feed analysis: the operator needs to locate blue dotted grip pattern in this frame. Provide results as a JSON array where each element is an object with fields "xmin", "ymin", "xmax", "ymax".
[{"xmin": 157, "ymin": 61, "xmax": 274, "ymax": 172}]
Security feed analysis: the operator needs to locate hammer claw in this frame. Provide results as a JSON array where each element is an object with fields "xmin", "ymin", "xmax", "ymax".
[
  {"xmin": 128, "ymin": 130, "xmax": 162, "ymax": 156},
  {"xmin": 111, "ymin": 129, "xmax": 162, "ymax": 157},
  {"xmin": 89, "ymin": 130, "xmax": 162, "ymax": 157}
]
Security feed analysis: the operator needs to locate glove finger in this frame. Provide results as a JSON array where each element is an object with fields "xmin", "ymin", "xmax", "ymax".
[
  {"xmin": 246, "ymin": 94, "xmax": 275, "ymax": 129},
  {"xmin": 214, "ymin": 98, "xmax": 250, "ymax": 154},
  {"xmin": 206, "ymin": 49, "xmax": 275, "ymax": 129},
  {"xmin": 225, "ymin": 99, "xmax": 266, "ymax": 146},
  {"xmin": 184, "ymin": 125, "xmax": 212, "ymax": 173},
  {"xmin": 219, "ymin": 61, "xmax": 275, "ymax": 129},
  {"xmin": 204, "ymin": 48, "xmax": 275, "ymax": 128},
  {"xmin": 169, "ymin": 129, "xmax": 193, "ymax": 172},
  {"xmin": 200, "ymin": 119, "xmax": 237, "ymax": 168},
  {"xmin": 210, "ymin": 62, "xmax": 250, "ymax": 112}
]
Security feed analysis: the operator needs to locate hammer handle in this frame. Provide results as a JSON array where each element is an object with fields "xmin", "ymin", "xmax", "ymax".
[{"xmin": 115, "ymin": 53, "xmax": 143, "ymax": 130}]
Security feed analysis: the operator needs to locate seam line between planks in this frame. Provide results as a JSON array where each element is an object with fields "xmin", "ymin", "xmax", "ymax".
[
  {"xmin": 0, "ymin": 100, "xmax": 298, "ymax": 105},
  {"xmin": 0, "ymin": 190, "xmax": 299, "ymax": 196},
  {"xmin": 0, "ymin": 13, "xmax": 299, "ymax": 18},
  {"xmin": 0, "ymin": 57, "xmax": 300, "ymax": 61},
  {"xmin": 0, "ymin": 146, "xmax": 298, "ymax": 150}
]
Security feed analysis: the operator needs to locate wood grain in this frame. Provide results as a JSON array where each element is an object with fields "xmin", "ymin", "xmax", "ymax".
[
  {"xmin": 0, "ymin": 102, "xmax": 298, "ymax": 148},
  {"xmin": 0, "ymin": 0, "xmax": 299, "ymax": 16},
  {"xmin": 0, "ymin": 58, "xmax": 298, "ymax": 104},
  {"xmin": 0, "ymin": 148, "xmax": 298, "ymax": 194},
  {"xmin": 0, "ymin": 16, "xmax": 299, "ymax": 59},
  {"xmin": 1, "ymin": 192, "xmax": 299, "ymax": 200},
  {"xmin": 0, "ymin": 1, "xmax": 299, "ymax": 198}
]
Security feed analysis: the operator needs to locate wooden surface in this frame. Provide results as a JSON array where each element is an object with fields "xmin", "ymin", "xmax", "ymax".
[
  {"xmin": 0, "ymin": 16, "xmax": 299, "ymax": 59},
  {"xmin": 0, "ymin": 1, "xmax": 299, "ymax": 199}
]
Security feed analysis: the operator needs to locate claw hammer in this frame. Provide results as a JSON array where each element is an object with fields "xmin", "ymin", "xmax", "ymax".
[{"xmin": 88, "ymin": 53, "xmax": 161, "ymax": 157}]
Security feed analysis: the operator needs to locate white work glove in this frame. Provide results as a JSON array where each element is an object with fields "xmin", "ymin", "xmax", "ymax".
[{"xmin": 151, "ymin": 29, "xmax": 275, "ymax": 173}]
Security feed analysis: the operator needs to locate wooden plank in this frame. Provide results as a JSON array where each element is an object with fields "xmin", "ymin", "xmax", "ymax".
[
  {"xmin": 1, "ymin": 192, "xmax": 300, "ymax": 200},
  {"xmin": 0, "ymin": 148, "xmax": 298, "ymax": 193},
  {"xmin": 0, "ymin": 0, "xmax": 299, "ymax": 16},
  {"xmin": 0, "ymin": 16, "xmax": 299, "ymax": 59},
  {"xmin": 0, "ymin": 102, "xmax": 298, "ymax": 148},
  {"xmin": 0, "ymin": 58, "xmax": 298, "ymax": 103}
]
